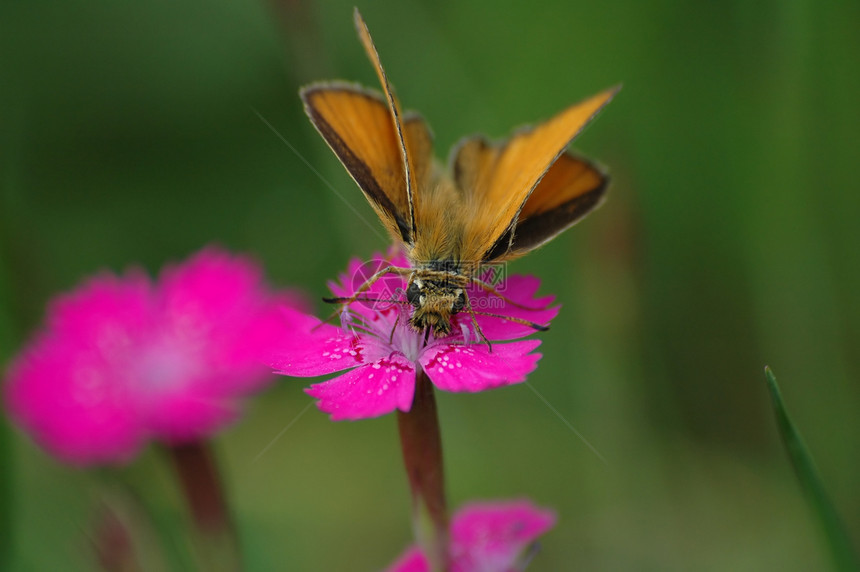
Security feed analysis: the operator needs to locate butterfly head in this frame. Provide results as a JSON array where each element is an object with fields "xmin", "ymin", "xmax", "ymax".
[{"xmin": 406, "ymin": 275, "xmax": 466, "ymax": 337}]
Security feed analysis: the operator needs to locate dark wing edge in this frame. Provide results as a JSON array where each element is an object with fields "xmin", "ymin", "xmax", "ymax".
[
  {"xmin": 483, "ymin": 154, "xmax": 609, "ymax": 261},
  {"xmin": 300, "ymin": 83, "xmax": 412, "ymax": 243},
  {"xmin": 353, "ymin": 8, "xmax": 418, "ymax": 240}
]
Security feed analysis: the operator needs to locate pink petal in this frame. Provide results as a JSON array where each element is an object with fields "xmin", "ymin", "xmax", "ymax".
[
  {"xmin": 135, "ymin": 248, "xmax": 293, "ymax": 437},
  {"xmin": 156, "ymin": 247, "xmax": 263, "ymax": 325},
  {"xmin": 5, "ymin": 344, "xmax": 143, "ymax": 464},
  {"xmin": 46, "ymin": 271, "xmax": 152, "ymax": 342},
  {"xmin": 267, "ymin": 307, "xmax": 370, "ymax": 377},
  {"xmin": 385, "ymin": 547, "xmax": 428, "ymax": 572},
  {"xmin": 4, "ymin": 272, "xmax": 153, "ymax": 464},
  {"xmin": 154, "ymin": 249, "xmax": 270, "ymax": 377},
  {"xmin": 465, "ymin": 275, "xmax": 559, "ymax": 341},
  {"xmin": 420, "ymin": 340, "xmax": 542, "ymax": 393},
  {"xmin": 384, "ymin": 500, "xmax": 556, "ymax": 572},
  {"xmin": 325, "ymin": 256, "xmax": 557, "ymax": 343},
  {"xmin": 305, "ymin": 356, "xmax": 416, "ymax": 420},
  {"xmin": 216, "ymin": 307, "xmax": 296, "ymax": 393},
  {"xmin": 327, "ymin": 255, "xmax": 411, "ymax": 322},
  {"xmin": 451, "ymin": 500, "xmax": 557, "ymax": 568},
  {"xmin": 328, "ymin": 253, "xmax": 410, "ymax": 297},
  {"xmin": 143, "ymin": 391, "xmax": 240, "ymax": 443},
  {"xmin": 4, "ymin": 246, "xmax": 303, "ymax": 465}
]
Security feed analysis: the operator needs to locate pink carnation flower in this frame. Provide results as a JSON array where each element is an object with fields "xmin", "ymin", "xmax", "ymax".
[
  {"xmin": 4, "ymin": 247, "xmax": 304, "ymax": 465},
  {"xmin": 269, "ymin": 255, "xmax": 557, "ymax": 420},
  {"xmin": 386, "ymin": 500, "xmax": 557, "ymax": 572}
]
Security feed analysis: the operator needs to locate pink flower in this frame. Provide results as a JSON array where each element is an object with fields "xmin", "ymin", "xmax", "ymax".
[
  {"xmin": 4, "ymin": 247, "xmax": 305, "ymax": 465},
  {"xmin": 268, "ymin": 255, "xmax": 557, "ymax": 420},
  {"xmin": 387, "ymin": 500, "xmax": 557, "ymax": 572}
]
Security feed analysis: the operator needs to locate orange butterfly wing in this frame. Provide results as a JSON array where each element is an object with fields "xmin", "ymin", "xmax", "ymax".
[
  {"xmin": 353, "ymin": 8, "xmax": 420, "ymax": 239},
  {"xmin": 301, "ymin": 85, "xmax": 418, "ymax": 244},
  {"xmin": 484, "ymin": 152, "xmax": 608, "ymax": 260},
  {"xmin": 454, "ymin": 86, "xmax": 619, "ymax": 262},
  {"xmin": 300, "ymin": 10, "xmax": 431, "ymax": 246}
]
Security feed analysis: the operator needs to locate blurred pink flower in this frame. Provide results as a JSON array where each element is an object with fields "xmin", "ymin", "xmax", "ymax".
[
  {"xmin": 4, "ymin": 247, "xmax": 305, "ymax": 465},
  {"xmin": 386, "ymin": 500, "xmax": 557, "ymax": 572},
  {"xmin": 268, "ymin": 255, "xmax": 557, "ymax": 420}
]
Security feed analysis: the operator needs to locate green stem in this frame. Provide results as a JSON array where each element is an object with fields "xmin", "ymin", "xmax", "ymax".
[
  {"xmin": 167, "ymin": 441, "xmax": 241, "ymax": 572},
  {"xmin": 397, "ymin": 369, "xmax": 450, "ymax": 572},
  {"xmin": 0, "ymin": 417, "xmax": 12, "ymax": 570}
]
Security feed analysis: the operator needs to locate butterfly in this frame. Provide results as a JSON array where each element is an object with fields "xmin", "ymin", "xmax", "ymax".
[{"xmin": 301, "ymin": 8, "xmax": 618, "ymax": 347}]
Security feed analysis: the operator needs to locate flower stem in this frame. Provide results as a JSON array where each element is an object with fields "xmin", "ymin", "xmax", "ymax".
[
  {"xmin": 167, "ymin": 441, "xmax": 241, "ymax": 571},
  {"xmin": 88, "ymin": 475, "xmax": 171, "ymax": 572},
  {"xmin": 93, "ymin": 500, "xmax": 140, "ymax": 572},
  {"xmin": 397, "ymin": 369, "xmax": 450, "ymax": 572}
]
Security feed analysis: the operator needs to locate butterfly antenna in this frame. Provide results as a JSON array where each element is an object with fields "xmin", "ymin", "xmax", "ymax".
[
  {"xmin": 317, "ymin": 296, "xmax": 408, "ymax": 330},
  {"xmin": 324, "ymin": 264, "xmax": 410, "ymax": 307},
  {"xmin": 322, "ymin": 295, "xmax": 409, "ymax": 305}
]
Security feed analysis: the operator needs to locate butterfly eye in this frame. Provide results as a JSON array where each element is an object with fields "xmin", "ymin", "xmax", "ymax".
[
  {"xmin": 406, "ymin": 281, "xmax": 422, "ymax": 307},
  {"xmin": 451, "ymin": 290, "xmax": 466, "ymax": 313}
]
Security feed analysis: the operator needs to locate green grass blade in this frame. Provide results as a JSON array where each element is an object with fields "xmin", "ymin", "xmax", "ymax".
[
  {"xmin": 0, "ymin": 254, "xmax": 16, "ymax": 569},
  {"xmin": 765, "ymin": 366, "xmax": 859, "ymax": 571},
  {"xmin": 0, "ymin": 418, "xmax": 10, "ymax": 570}
]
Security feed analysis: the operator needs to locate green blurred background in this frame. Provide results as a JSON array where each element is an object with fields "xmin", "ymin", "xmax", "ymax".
[{"xmin": 2, "ymin": 0, "xmax": 859, "ymax": 569}]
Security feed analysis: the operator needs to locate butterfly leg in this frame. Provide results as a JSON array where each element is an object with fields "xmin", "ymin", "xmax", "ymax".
[
  {"xmin": 468, "ymin": 277, "xmax": 551, "ymax": 311},
  {"xmin": 388, "ymin": 310, "xmax": 402, "ymax": 345},
  {"xmin": 462, "ymin": 290, "xmax": 493, "ymax": 352},
  {"xmin": 322, "ymin": 264, "xmax": 412, "ymax": 306},
  {"xmin": 467, "ymin": 310, "xmax": 550, "ymax": 332},
  {"xmin": 462, "ymin": 279, "xmax": 551, "ymax": 336},
  {"xmin": 318, "ymin": 264, "xmax": 412, "ymax": 330}
]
